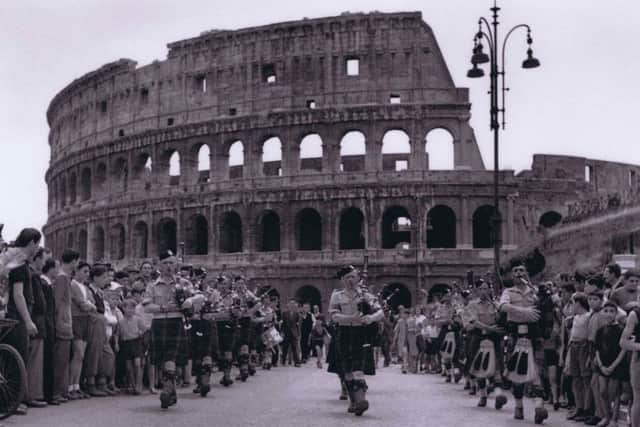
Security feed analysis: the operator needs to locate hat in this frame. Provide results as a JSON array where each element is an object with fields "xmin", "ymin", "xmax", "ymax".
[
  {"xmin": 158, "ymin": 250, "xmax": 175, "ymax": 261},
  {"xmin": 336, "ymin": 265, "xmax": 357, "ymax": 279}
]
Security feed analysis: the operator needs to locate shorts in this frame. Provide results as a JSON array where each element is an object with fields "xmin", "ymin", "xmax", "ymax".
[
  {"xmin": 544, "ymin": 349, "xmax": 559, "ymax": 367},
  {"xmin": 120, "ymin": 337, "xmax": 143, "ymax": 361},
  {"xmin": 568, "ymin": 341, "xmax": 590, "ymax": 378},
  {"xmin": 72, "ymin": 316, "xmax": 90, "ymax": 341}
]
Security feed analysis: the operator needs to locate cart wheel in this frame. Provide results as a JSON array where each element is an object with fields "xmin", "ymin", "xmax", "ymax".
[{"xmin": 0, "ymin": 343, "xmax": 27, "ymax": 420}]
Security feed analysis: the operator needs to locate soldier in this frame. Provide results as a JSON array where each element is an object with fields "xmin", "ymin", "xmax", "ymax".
[
  {"xmin": 215, "ymin": 275, "xmax": 237, "ymax": 387},
  {"xmin": 328, "ymin": 265, "xmax": 383, "ymax": 416}
]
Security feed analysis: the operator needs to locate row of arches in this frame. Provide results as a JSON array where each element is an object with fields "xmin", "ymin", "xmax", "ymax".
[{"xmin": 50, "ymin": 128, "xmax": 456, "ymax": 210}]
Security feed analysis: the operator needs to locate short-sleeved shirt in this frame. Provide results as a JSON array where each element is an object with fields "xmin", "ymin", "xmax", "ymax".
[
  {"xmin": 6, "ymin": 263, "xmax": 33, "ymax": 321},
  {"xmin": 328, "ymin": 288, "xmax": 379, "ymax": 325},
  {"xmin": 588, "ymin": 309, "xmax": 609, "ymax": 342},
  {"xmin": 609, "ymin": 287, "xmax": 638, "ymax": 311},
  {"xmin": 467, "ymin": 299, "xmax": 497, "ymax": 329},
  {"xmin": 595, "ymin": 323, "xmax": 623, "ymax": 367},
  {"xmin": 119, "ymin": 314, "xmax": 147, "ymax": 341},
  {"xmin": 499, "ymin": 285, "xmax": 537, "ymax": 323}
]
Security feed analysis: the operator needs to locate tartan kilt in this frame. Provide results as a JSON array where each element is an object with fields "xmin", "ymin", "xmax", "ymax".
[
  {"xmin": 234, "ymin": 317, "xmax": 254, "ymax": 353},
  {"xmin": 216, "ymin": 320, "xmax": 236, "ymax": 354},
  {"xmin": 150, "ymin": 318, "xmax": 185, "ymax": 366},
  {"xmin": 190, "ymin": 319, "xmax": 218, "ymax": 362},
  {"xmin": 335, "ymin": 326, "xmax": 375, "ymax": 375},
  {"xmin": 326, "ymin": 334, "xmax": 340, "ymax": 374}
]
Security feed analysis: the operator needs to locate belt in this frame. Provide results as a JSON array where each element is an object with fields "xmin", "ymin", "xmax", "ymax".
[{"xmin": 152, "ymin": 312, "xmax": 183, "ymax": 320}]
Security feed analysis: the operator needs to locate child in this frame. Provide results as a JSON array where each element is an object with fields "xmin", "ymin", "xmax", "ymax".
[
  {"xmin": 119, "ymin": 299, "xmax": 147, "ymax": 394},
  {"xmin": 587, "ymin": 290, "xmax": 608, "ymax": 425},
  {"xmin": 567, "ymin": 292, "xmax": 592, "ymax": 422},
  {"xmin": 594, "ymin": 301, "xmax": 627, "ymax": 427},
  {"xmin": 132, "ymin": 283, "xmax": 155, "ymax": 393},
  {"xmin": 308, "ymin": 317, "xmax": 330, "ymax": 369}
]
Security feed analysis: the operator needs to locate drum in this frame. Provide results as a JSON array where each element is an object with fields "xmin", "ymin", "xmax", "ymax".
[{"xmin": 261, "ymin": 326, "xmax": 283, "ymax": 347}]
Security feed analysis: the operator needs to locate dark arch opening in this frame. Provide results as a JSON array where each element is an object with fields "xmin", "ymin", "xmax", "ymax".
[
  {"xmin": 157, "ymin": 218, "xmax": 177, "ymax": 255},
  {"xmin": 133, "ymin": 221, "xmax": 148, "ymax": 258},
  {"xmin": 68, "ymin": 173, "xmax": 77, "ymax": 204},
  {"xmin": 186, "ymin": 214, "xmax": 209, "ymax": 255},
  {"xmin": 381, "ymin": 283, "xmax": 412, "ymax": 310},
  {"xmin": 339, "ymin": 207, "xmax": 365, "ymax": 250},
  {"xmin": 59, "ymin": 176, "xmax": 67, "ymax": 207},
  {"xmin": 80, "ymin": 168, "xmax": 92, "ymax": 201},
  {"xmin": 473, "ymin": 205, "xmax": 497, "ymax": 249},
  {"xmin": 110, "ymin": 224, "xmax": 126, "ymax": 260},
  {"xmin": 295, "ymin": 285, "xmax": 322, "ymax": 311},
  {"xmin": 93, "ymin": 226, "xmax": 105, "ymax": 262},
  {"xmin": 66, "ymin": 232, "xmax": 74, "ymax": 251},
  {"xmin": 220, "ymin": 212, "xmax": 243, "ymax": 253},
  {"xmin": 257, "ymin": 211, "xmax": 281, "ymax": 252},
  {"xmin": 428, "ymin": 283, "xmax": 452, "ymax": 302},
  {"xmin": 539, "ymin": 211, "xmax": 562, "ymax": 229},
  {"xmin": 382, "ymin": 206, "xmax": 412, "ymax": 249},
  {"xmin": 78, "ymin": 230, "xmax": 87, "ymax": 260},
  {"xmin": 427, "ymin": 205, "xmax": 456, "ymax": 248},
  {"xmin": 296, "ymin": 208, "xmax": 322, "ymax": 250}
]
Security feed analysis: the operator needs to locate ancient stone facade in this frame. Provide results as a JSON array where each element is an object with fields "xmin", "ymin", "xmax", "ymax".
[{"xmin": 43, "ymin": 12, "xmax": 640, "ymax": 309}]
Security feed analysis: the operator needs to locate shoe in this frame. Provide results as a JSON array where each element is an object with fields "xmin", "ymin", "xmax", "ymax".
[
  {"xmin": 596, "ymin": 419, "xmax": 610, "ymax": 427},
  {"xmin": 88, "ymin": 386, "xmax": 108, "ymax": 397},
  {"xmin": 47, "ymin": 399, "xmax": 61, "ymax": 406},
  {"xmin": 585, "ymin": 416, "xmax": 602, "ymax": 426},
  {"xmin": 149, "ymin": 387, "xmax": 158, "ymax": 394},
  {"xmin": 193, "ymin": 385, "xmax": 201, "ymax": 394},
  {"xmin": 495, "ymin": 394, "xmax": 507, "ymax": 410},
  {"xmin": 477, "ymin": 397, "xmax": 487, "ymax": 407},
  {"xmin": 567, "ymin": 409, "xmax": 580, "ymax": 420},
  {"xmin": 534, "ymin": 407, "xmax": 549, "ymax": 425},
  {"xmin": 294, "ymin": 363, "xmax": 301, "ymax": 368},
  {"xmin": 27, "ymin": 400, "xmax": 48, "ymax": 408},
  {"xmin": 514, "ymin": 407, "xmax": 524, "ymax": 420},
  {"xmin": 464, "ymin": 382, "xmax": 470, "ymax": 390},
  {"xmin": 15, "ymin": 403, "xmax": 27, "ymax": 415},
  {"xmin": 553, "ymin": 401, "xmax": 560, "ymax": 411},
  {"xmin": 352, "ymin": 381, "xmax": 369, "ymax": 416},
  {"xmin": 58, "ymin": 396, "xmax": 69, "ymax": 403},
  {"xmin": 575, "ymin": 412, "xmax": 590, "ymax": 423},
  {"xmin": 66, "ymin": 391, "xmax": 80, "ymax": 400}
]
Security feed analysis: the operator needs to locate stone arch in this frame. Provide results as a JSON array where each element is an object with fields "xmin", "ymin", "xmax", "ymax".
[
  {"xmin": 220, "ymin": 211, "xmax": 243, "ymax": 253},
  {"xmin": 425, "ymin": 128, "xmax": 455, "ymax": 170},
  {"xmin": 382, "ymin": 129, "xmax": 411, "ymax": 171},
  {"xmin": 93, "ymin": 226, "xmax": 105, "ymax": 261},
  {"xmin": 381, "ymin": 206, "xmax": 412, "ymax": 249},
  {"xmin": 80, "ymin": 167, "xmax": 92, "ymax": 201},
  {"xmin": 167, "ymin": 150, "xmax": 181, "ymax": 184},
  {"xmin": 299, "ymin": 133, "xmax": 323, "ymax": 172},
  {"xmin": 295, "ymin": 285, "xmax": 322, "ymax": 311},
  {"xmin": 194, "ymin": 143, "xmax": 211, "ymax": 183},
  {"xmin": 110, "ymin": 223, "xmax": 126, "ymax": 260},
  {"xmin": 262, "ymin": 136, "xmax": 283, "ymax": 176},
  {"xmin": 157, "ymin": 217, "xmax": 177, "ymax": 255},
  {"xmin": 133, "ymin": 221, "xmax": 148, "ymax": 259},
  {"xmin": 539, "ymin": 211, "xmax": 562, "ymax": 229},
  {"xmin": 185, "ymin": 214, "xmax": 209, "ymax": 255},
  {"xmin": 473, "ymin": 205, "xmax": 496, "ymax": 249},
  {"xmin": 59, "ymin": 175, "xmax": 67, "ymax": 207},
  {"xmin": 133, "ymin": 153, "xmax": 153, "ymax": 190},
  {"xmin": 339, "ymin": 207, "xmax": 365, "ymax": 250},
  {"xmin": 228, "ymin": 140, "xmax": 244, "ymax": 179},
  {"xmin": 427, "ymin": 205, "xmax": 456, "ymax": 248},
  {"xmin": 110, "ymin": 157, "xmax": 128, "ymax": 192},
  {"xmin": 295, "ymin": 208, "xmax": 322, "ymax": 250},
  {"xmin": 95, "ymin": 162, "xmax": 107, "ymax": 193},
  {"xmin": 428, "ymin": 283, "xmax": 452, "ymax": 302},
  {"xmin": 66, "ymin": 231, "xmax": 74, "ymax": 250},
  {"xmin": 256, "ymin": 210, "xmax": 281, "ymax": 252},
  {"xmin": 78, "ymin": 229, "xmax": 88, "ymax": 260},
  {"xmin": 68, "ymin": 172, "xmax": 77, "ymax": 204},
  {"xmin": 339, "ymin": 130, "xmax": 366, "ymax": 172},
  {"xmin": 381, "ymin": 283, "xmax": 412, "ymax": 310}
]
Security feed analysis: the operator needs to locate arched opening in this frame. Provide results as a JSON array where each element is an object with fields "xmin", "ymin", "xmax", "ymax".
[
  {"xmin": 427, "ymin": 205, "xmax": 456, "ymax": 248},
  {"xmin": 340, "ymin": 131, "xmax": 366, "ymax": 172},
  {"xmin": 428, "ymin": 283, "xmax": 452, "ymax": 302},
  {"xmin": 381, "ymin": 283, "xmax": 412, "ymax": 310},
  {"xmin": 197, "ymin": 144, "xmax": 211, "ymax": 183},
  {"xmin": 299, "ymin": 134, "xmax": 323, "ymax": 172},
  {"xmin": 185, "ymin": 214, "xmax": 208, "ymax": 255},
  {"xmin": 111, "ymin": 157, "xmax": 128, "ymax": 192},
  {"xmin": 339, "ymin": 207, "xmax": 365, "ymax": 250},
  {"xmin": 295, "ymin": 285, "xmax": 322, "ymax": 311},
  {"xmin": 133, "ymin": 221, "xmax": 148, "ymax": 259},
  {"xmin": 295, "ymin": 208, "xmax": 322, "ymax": 250},
  {"xmin": 66, "ymin": 232, "xmax": 74, "ymax": 251},
  {"xmin": 93, "ymin": 226, "xmax": 105, "ymax": 261},
  {"xmin": 110, "ymin": 223, "xmax": 126, "ymax": 260},
  {"xmin": 95, "ymin": 162, "xmax": 107, "ymax": 193},
  {"xmin": 382, "ymin": 129, "xmax": 411, "ymax": 171},
  {"xmin": 262, "ymin": 137, "xmax": 282, "ymax": 176},
  {"xmin": 168, "ymin": 151, "xmax": 180, "ymax": 185},
  {"xmin": 220, "ymin": 211, "xmax": 243, "ymax": 253},
  {"xmin": 539, "ymin": 211, "xmax": 562, "ymax": 229},
  {"xmin": 382, "ymin": 206, "xmax": 412, "ymax": 249},
  {"xmin": 134, "ymin": 153, "xmax": 152, "ymax": 190},
  {"xmin": 78, "ymin": 230, "xmax": 87, "ymax": 260},
  {"xmin": 229, "ymin": 140, "xmax": 244, "ymax": 179},
  {"xmin": 80, "ymin": 168, "xmax": 92, "ymax": 201},
  {"xmin": 257, "ymin": 210, "xmax": 281, "ymax": 252},
  {"xmin": 425, "ymin": 128, "xmax": 455, "ymax": 170},
  {"xmin": 59, "ymin": 176, "xmax": 67, "ymax": 207},
  {"xmin": 473, "ymin": 205, "xmax": 497, "ymax": 249},
  {"xmin": 157, "ymin": 218, "xmax": 177, "ymax": 255},
  {"xmin": 68, "ymin": 172, "xmax": 77, "ymax": 204},
  {"xmin": 257, "ymin": 286, "xmax": 280, "ymax": 300}
]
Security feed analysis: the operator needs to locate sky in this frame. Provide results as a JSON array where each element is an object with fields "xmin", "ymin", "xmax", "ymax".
[{"xmin": 1, "ymin": 0, "xmax": 639, "ymax": 242}]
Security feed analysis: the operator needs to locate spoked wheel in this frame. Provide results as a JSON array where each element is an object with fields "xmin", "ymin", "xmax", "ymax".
[{"xmin": 0, "ymin": 343, "xmax": 27, "ymax": 420}]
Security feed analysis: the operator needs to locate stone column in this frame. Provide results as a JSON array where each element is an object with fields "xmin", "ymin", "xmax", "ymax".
[
  {"xmin": 212, "ymin": 136, "xmax": 229, "ymax": 181},
  {"xmin": 452, "ymin": 138, "xmax": 463, "ymax": 170},
  {"xmin": 410, "ymin": 128, "xmax": 427, "ymax": 171},
  {"xmin": 460, "ymin": 196, "xmax": 471, "ymax": 249},
  {"xmin": 365, "ymin": 136, "xmax": 382, "ymax": 173},
  {"xmin": 181, "ymin": 146, "xmax": 199, "ymax": 184},
  {"xmin": 86, "ymin": 219, "xmax": 94, "ymax": 263}
]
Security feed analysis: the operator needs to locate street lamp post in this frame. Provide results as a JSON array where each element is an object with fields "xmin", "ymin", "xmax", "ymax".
[{"xmin": 466, "ymin": 0, "xmax": 540, "ymax": 292}]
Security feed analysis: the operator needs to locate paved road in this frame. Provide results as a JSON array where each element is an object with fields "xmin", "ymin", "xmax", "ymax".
[{"xmin": 11, "ymin": 363, "xmax": 584, "ymax": 427}]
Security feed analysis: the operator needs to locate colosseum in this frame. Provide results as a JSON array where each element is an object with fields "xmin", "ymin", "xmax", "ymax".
[{"xmin": 43, "ymin": 11, "xmax": 640, "ymax": 309}]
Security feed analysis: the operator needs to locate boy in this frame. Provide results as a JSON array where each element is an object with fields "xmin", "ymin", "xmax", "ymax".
[
  {"xmin": 595, "ymin": 301, "xmax": 627, "ymax": 427},
  {"xmin": 619, "ymin": 269, "xmax": 640, "ymax": 427},
  {"xmin": 119, "ymin": 299, "xmax": 147, "ymax": 394},
  {"xmin": 567, "ymin": 292, "xmax": 592, "ymax": 422},
  {"xmin": 587, "ymin": 290, "xmax": 607, "ymax": 425}
]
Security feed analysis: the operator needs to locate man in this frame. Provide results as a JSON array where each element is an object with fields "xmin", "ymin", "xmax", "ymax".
[
  {"xmin": 53, "ymin": 249, "xmax": 80, "ymax": 405},
  {"xmin": 329, "ymin": 265, "xmax": 383, "ymax": 416},
  {"xmin": 499, "ymin": 262, "xmax": 548, "ymax": 424},
  {"xmin": 300, "ymin": 303, "xmax": 314, "ymax": 363},
  {"xmin": 40, "ymin": 258, "xmax": 58, "ymax": 405},
  {"xmin": 609, "ymin": 269, "xmax": 639, "ymax": 312},
  {"xmin": 281, "ymin": 299, "xmax": 302, "ymax": 367},
  {"xmin": 604, "ymin": 263, "xmax": 623, "ymax": 293},
  {"xmin": 26, "ymin": 247, "xmax": 49, "ymax": 408},
  {"xmin": 5, "ymin": 228, "xmax": 41, "ymax": 415}
]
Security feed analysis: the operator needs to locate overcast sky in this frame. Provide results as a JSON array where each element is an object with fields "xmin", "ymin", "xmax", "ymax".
[{"xmin": 1, "ymin": 0, "xmax": 639, "ymax": 242}]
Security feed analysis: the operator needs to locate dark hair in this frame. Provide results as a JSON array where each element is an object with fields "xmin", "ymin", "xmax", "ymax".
[
  {"xmin": 624, "ymin": 269, "xmax": 640, "ymax": 280},
  {"xmin": 114, "ymin": 271, "xmax": 129, "ymax": 280},
  {"xmin": 572, "ymin": 292, "xmax": 589, "ymax": 311},
  {"xmin": 42, "ymin": 258, "xmax": 57, "ymax": 274},
  {"xmin": 33, "ymin": 247, "xmax": 46, "ymax": 261},
  {"xmin": 140, "ymin": 260, "xmax": 153, "ymax": 269},
  {"xmin": 560, "ymin": 283, "xmax": 576, "ymax": 294},
  {"xmin": 606, "ymin": 263, "xmax": 622, "ymax": 278},
  {"xmin": 14, "ymin": 228, "xmax": 42, "ymax": 248},
  {"xmin": 336, "ymin": 265, "xmax": 357, "ymax": 279},
  {"xmin": 587, "ymin": 290, "xmax": 604, "ymax": 300},
  {"xmin": 130, "ymin": 288, "xmax": 144, "ymax": 296},
  {"xmin": 90, "ymin": 265, "xmax": 109, "ymax": 280},
  {"xmin": 77, "ymin": 261, "xmax": 90, "ymax": 271},
  {"xmin": 587, "ymin": 274, "xmax": 605, "ymax": 289},
  {"xmin": 61, "ymin": 249, "xmax": 80, "ymax": 264},
  {"xmin": 603, "ymin": 301, "xmax": 618, "ymax": 311}
]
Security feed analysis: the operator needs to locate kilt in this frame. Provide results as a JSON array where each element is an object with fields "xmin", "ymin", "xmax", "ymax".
[
  {"xmin": 326, "ymin": 334, "xmax": 340, "ymax": 374},
  {"xmin": 190, "ymin": 318, "xmax": 218, "ymax": 362},
  {"xmin": 335, "ymin": 326, "xmax": 375, "ymax": 375},
  {"xmin": 216, "ymin": 320, "xmax": 236, "ymax": 354},
  {"xmin": 467, "ymin": 331, "xmax": 503, "ymax": 378},
  {"xmin": 150, "ymin": 317, "xmax": 185, "ymax": 366},
  {"xmin": 234, "ymin": 317, "xmax": 254, "ymax": 353}
]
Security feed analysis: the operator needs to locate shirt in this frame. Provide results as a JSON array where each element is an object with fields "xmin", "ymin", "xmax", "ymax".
[
  {"xmin": 467, "ymin": 299, "xmax": 498, "ymax": 329},
  {"xmin": 6, "ymin": 263, "xmax": 33, "ymax": 321},
  {"xmin": 328, "ymin": 288, "xmax": 380, "ymax": 325},
  {"xmin": 588, "ymin": 309, "xmax": 609, "ymax": 342},
  {"xmin": 595, "ymin": 323, "xmax": 623, "ymax": 368},
  {"xmin": 118, "ymin": 314, "xmax": 147, "ymax": 341},
  {"xmin": 54, "ymin": 272, "xmax": 73, "ymax": 340},
  {"xmin": 570, "ymin": 312, "xmax": 590, "ymax": 342},
  {"xmin": 499, "ymin": 284, "xmax": 537, "ymax": 323},
  {"xmin": 609, "ymin": 287, "xmax": 638, "ymax": 311}
]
